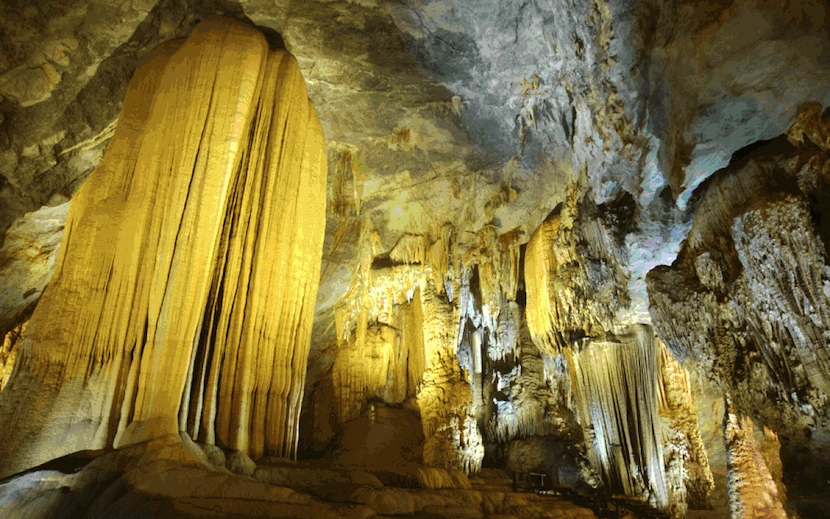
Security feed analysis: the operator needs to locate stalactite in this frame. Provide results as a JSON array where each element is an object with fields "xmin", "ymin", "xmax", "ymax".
[
  {"xmin": 732, "ymin": 196, "xmax": 830, "ymax": 396},
  {"xmin": 723, "ymin": 398, "xmax": 788, "ymax": 518},
  {"xmin": 0, "ymin": 17, "xmax": 326, "ymax": 477},
  {"xmin": 390, "ymin": 233, "xmax": 431, "ymax": 265},
  {"xmin": 426, "ymin": 224, "xmax": 453, "ymax": 295},
  {"xmin": 400, "ymin": 288, "xmax": 427, "ymax": 399},
  {"xmin": 498, "ymin": 229, "xmax": 522, "ymax": 302}
]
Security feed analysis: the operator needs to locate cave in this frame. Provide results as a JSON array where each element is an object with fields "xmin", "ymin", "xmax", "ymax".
[{"xmin": 0, "ymin": 1, "xmax": 829, "ymax": 518}]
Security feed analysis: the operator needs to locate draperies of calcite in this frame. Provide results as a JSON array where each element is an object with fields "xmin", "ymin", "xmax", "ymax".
[
  {"xmin": 570, "ymin": 327, "xmax": 670, "ymax": 509},
  {"xmin": 524, "ymin": 196, "xmax": 629, "ymax": 355},
  {"xmin": 0, "ymin": 17, "xmax": 326, "ymax": 478}
]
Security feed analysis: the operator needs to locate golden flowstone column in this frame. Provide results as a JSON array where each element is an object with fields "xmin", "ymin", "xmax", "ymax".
[{"xmin": 0, "ymin": 17, "xmax": 326, "ymax": 477}]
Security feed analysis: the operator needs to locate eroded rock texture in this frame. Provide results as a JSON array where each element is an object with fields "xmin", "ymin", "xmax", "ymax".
[
  {"xmin": 723, "ymin": 400, "xmax": 787, "ymax": 518},
  {"xmin": 648, "ymin": 107, "xmax": 830, "ymax": 501},
  {"xmin": 0, "ymin": 17, "xmax": 326, "ymax": 477}
]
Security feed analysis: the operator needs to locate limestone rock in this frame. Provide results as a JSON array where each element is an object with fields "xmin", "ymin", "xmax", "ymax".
[
  {"xmin": 0, "ymin": 16, "xmax": 326, "ymax": 478},
  {"xmin": 198, "ymin": 442, "xmax": 227, "ymax": 468},
  {"xmin": 647, "ymin": 122, "xmax": 830, "ymax": 493},
  {"xmin": 525, "ymin": 197, "xmax": 629, "ymax": 354},
  {"xmin": 0, "ymin": 202, "xmax": 67, "ymax": 337},
  {"xmin": 0, "ymin": 434, "xmax": 380, "ymax": 519},
  {"xmin": 723, "ymin": 400, "xmax": 787, "ymax": 518},
  {"xmin": 226, "ymin": 450, "xmax": 256, "ymax": 477},
  {"xmin": 350, "ymin": 486, "xmax": 416, "ymax": 515}
]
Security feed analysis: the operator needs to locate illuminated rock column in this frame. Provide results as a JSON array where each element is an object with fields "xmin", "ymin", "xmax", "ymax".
[
  {"xmin": 417, "ymin": 282, "xmax": 484, "ymax": 474},
  {"xmin": 723, "ymin": 399, "xmax": 787, "ymax": 518},
  {"xmin": 0, "ymin": 17, "xmax": 326, "ymax": 477}
]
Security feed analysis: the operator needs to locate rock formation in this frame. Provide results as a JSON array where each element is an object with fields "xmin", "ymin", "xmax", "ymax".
[
  {"xmin": 1, "ymin": 1, "xmax": 829, "ymax": 518},
  {"xmin": 648, "ymin": 105, "xmax": 830, "ymax": 498},
  {"xmin": 0, "ymin": 16, "xmax": 326, "ymax": 477}
]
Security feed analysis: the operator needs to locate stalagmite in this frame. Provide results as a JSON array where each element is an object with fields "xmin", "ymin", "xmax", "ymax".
[
  {"xmin": 570, "ymin": 326, "xmax": 670, "ymax": 509},
  {"xmin": 723, "ymin": 399, "xmax": 788, "ymax": 518},
  {"xmin": 657, "ymin": 342, "xmax": 714, "ymax": 515},
  {"xmin": 418, "ymin": 282, "xmax": 484, "ymax": 473},
  {"xmin": 0, "ymin": 17, "xmax": 326, "ymax": 477}
]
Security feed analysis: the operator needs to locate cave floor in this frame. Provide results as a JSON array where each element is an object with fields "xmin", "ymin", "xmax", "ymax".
[{"xmin": 0, "ymin": 433, "xmax": 705, "ymax": 519}]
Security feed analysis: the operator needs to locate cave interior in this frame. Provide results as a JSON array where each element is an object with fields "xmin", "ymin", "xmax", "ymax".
[{"xmin": 1, "ymin": 1, "xmax": 830, "ymax": 518}]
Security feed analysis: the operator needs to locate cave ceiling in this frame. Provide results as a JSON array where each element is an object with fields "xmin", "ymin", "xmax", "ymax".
[{"xmin": 2, "ymin": 0, "xmax": 829, "ymax": 341}]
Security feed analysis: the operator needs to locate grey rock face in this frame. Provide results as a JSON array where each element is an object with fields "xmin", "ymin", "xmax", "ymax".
[{"xmin": 0, "ymin": 202, "xmax": 67, "ymax": 337}]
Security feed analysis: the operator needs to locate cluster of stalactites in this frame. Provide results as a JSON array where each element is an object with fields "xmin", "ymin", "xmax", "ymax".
[
  {"xmin": 570, "ymin": 326, "xmax": 670, "ymax": 510},
  {"xmin": 524, "ymin": 200, "xmax": 629, "ymax": 356},
  {"xmin": 0, "ymin": 17, "xmax": 326, "ymax": 477},
  {"xmin": 328, "ymin": 213, "xmax": 527, "ymax": 475},
  {"xmin": 331, "ymin": 289, "xmax": 425, "ymax": 424},
  {"xmin": 334, "ymin": 225, "xmax": 453, "ymax": 347},
  {"xmin": 485, "ymin": 308, "xmax": 578, "ymax": 445}
]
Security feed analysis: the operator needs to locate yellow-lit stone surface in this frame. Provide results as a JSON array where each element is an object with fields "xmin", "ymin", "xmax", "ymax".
[
  {"xmin": 0, "ymin": 17, "xmax": 326, "ymax": 478},
  {"xmin": 723, "ymin": 400, "xmax": 788, "ymax": 518},
  {"xmin": 524, "ymin": 196, "xmax": 629, "ymax": 356}
]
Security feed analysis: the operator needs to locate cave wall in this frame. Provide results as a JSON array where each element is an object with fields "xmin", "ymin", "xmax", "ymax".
[{"xmin": 648, "ymin": 108, "xmax": 830, "ymax": 498}]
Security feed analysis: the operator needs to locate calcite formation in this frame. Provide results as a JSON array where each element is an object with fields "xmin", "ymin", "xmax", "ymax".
[
  {"xmin": 525, "ymin": 193, "xmax": 630, "ymax": 354},
  {"xmin": 309, "ymin": 177, "xmax": 710, "ymax": 516},
  {"xmin": 418, "ymin": 281, "xmax": 485, "ymax": 474},
  {"xmin": 0, "ymin": 17, "xmax": 326, "ymax": 477},
  {"xmin": 723, "ymin": 400, "xmax": 788, "ymax": 518},
  {"xmin": 657, "ymin": 344, "xmax": 714, "ymax": 513},
  {"xmin": 331, "ymin": 289, "xmax": 425, "ymax": 426},
  {"xmin": 648, "ymin": 106, "xmax": 830, "ymax": 490}
]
